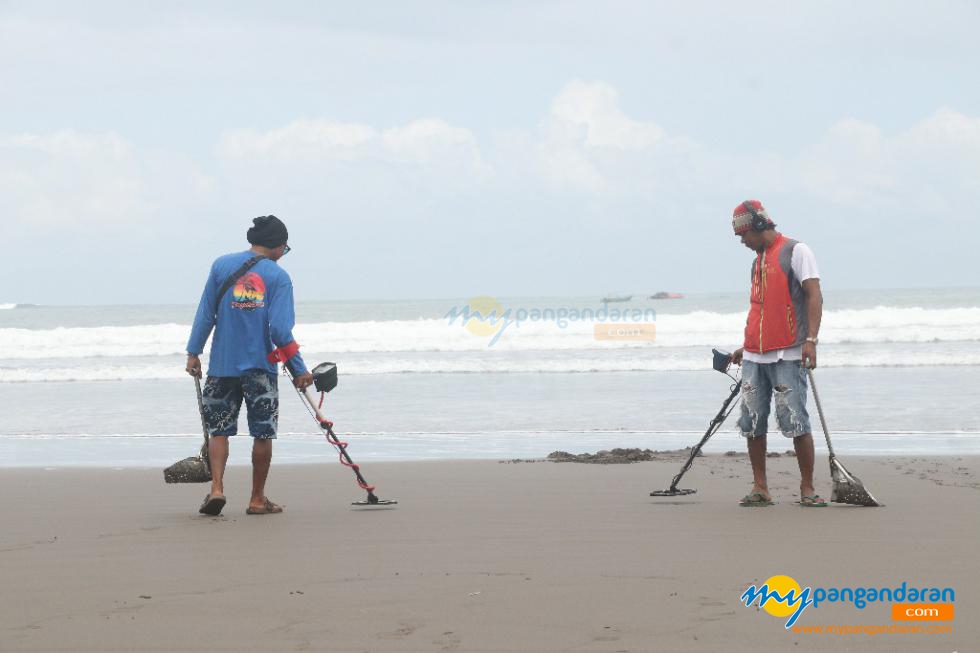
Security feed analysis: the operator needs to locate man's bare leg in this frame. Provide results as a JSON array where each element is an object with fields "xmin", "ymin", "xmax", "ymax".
[
  {"xmin": 747, "ymin": 434, "xmax": 770, "ymax": 500},
  {"xmin": 208, "ymin": 436, "xmax": 230, "ymax": 498},
  {"xmin": 249, "ymin": 438, "xmax": 273, "ymax": 510},
  {"xmin": 794, "ymin": 433, "xmax": 817, "ymax": 498}
]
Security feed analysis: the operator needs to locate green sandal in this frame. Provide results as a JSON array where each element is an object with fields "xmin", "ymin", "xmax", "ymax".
[
  {"xmin": 739, "ymin": 492, "xmax": 774, "ymax": 507},
  {"xmin": 800, "ymin": 495, "xmax": 828, "ymax": 507}
]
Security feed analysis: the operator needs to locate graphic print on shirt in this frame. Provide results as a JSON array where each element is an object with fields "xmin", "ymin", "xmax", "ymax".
[{"xmin": 230, "ymin": 272, "xmax": 266, "ymax": 311}]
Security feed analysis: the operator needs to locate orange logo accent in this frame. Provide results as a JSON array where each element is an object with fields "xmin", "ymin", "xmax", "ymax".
[
  {"xmin": 891, "ymin": 604, "xmax": 954, "ymax": 621},
  {"xmin": 593, "ymin": 324, "xmax": 657, "ymax": 341}
]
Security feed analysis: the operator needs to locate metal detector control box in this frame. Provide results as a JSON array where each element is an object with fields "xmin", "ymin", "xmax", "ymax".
[
  {"xmin": 712, "ymin": 348, "xmax": 732, "ymax": 374},
  {"xmin": 312, "ymin": 362, "xmax": 338, "ymax": 393}
]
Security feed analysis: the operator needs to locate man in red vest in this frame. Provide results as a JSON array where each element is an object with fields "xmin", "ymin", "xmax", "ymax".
[{"xmin": 730, "ymin": 200, "xmax": 826, "ymax": 507}]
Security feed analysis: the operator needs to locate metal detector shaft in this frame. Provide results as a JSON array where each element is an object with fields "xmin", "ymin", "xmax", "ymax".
[
  {"xmin": 664, "ymin": 380, "xmax": 741, "ymax": 493},
  {"xmin": 297, "ymin": 384, "xmax": 380, "ymax": 502},
  {"xmin": 280, "ymin": 365, "xmax": 383, "ymax": 503}
]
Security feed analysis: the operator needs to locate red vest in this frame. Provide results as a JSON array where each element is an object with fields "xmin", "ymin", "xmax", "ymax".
[{"xmin": 744, "ymin": 233, "xmax": 807, "ymax": 353}]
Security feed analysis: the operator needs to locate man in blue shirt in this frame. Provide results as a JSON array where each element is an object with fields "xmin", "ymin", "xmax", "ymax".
[{"xmin": 186, "ymin": 215, "xmax": 313, "ymax": 516}]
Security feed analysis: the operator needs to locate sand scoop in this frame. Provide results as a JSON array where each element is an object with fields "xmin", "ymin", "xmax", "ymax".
[
  {"xmin": 808, "ymin": 370, "xmax": 883, "ymax": 507},
  {"xmin": 163, "ymin": 377, "xmax": 213, "ymax": 484}
]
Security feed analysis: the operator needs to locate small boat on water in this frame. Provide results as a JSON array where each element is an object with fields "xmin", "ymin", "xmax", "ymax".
[
  {"xmin": 601, "ymin": 294, "xmax": 633, "ymax": 303},
  {"xmin": 648, "ymin": 291, "xmax": 684, "ymax": 300}
]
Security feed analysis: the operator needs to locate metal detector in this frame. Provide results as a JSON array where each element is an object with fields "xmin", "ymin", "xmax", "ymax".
[
  {"xmin": 650, "ymin": 349, "xmax": 741, "ymax": 497},
  {"xmin": 286, "ymin": 362, "xmax": 397, "ymax": 507}
]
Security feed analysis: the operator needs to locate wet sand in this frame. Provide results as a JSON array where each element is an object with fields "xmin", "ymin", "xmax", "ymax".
[{"xmin": 1, "ymin": 453, "xmax": 976, "ymax": 652}]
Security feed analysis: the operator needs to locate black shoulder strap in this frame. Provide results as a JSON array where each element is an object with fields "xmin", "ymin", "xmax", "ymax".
[{"xmin": 214, "ymin": 255, "xmax": 266, "ymax": 318}]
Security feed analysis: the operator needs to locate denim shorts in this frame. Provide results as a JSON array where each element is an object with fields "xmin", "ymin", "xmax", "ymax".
[
  {"xmin": 201, "ymin": 370, "xmax": 279, "ymax": 439},
  {"xmin": 737, "ymin": 359, "xmax": 813, "ymax": 439}
]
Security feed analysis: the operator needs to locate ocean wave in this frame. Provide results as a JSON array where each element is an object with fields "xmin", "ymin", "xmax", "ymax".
[
  {"xmin": 2, "ymin": 305, "xmax": 980, "ymax": 360},
  {"xmin": 3, "ymin": 348, "xmax": 979, "ymax": 382}
]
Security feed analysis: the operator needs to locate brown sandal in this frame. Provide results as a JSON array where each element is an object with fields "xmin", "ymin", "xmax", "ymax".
[
  {"xmin": 246, "ymin": 498, "xmax": 283, "ymax": 515},
  {"xmin": 199, "ymin": 494, "xmax": 226, "ymax": 516}
]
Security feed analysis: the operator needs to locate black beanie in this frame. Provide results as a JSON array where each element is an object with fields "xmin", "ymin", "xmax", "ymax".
[{"xmin": 246, "ymin": 215, "xmax": 288, "ymax": 248}]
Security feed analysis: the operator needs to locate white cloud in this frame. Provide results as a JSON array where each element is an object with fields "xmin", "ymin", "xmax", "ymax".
[
  {"xmin": 381, "ymin": 119, "xmax": 481, "ymax": 166},
  {"xmin": 900, "ymin": 108, "xmax": 980, "ymax": 195},
  {"xmin": 0, "ymin": 130, "xmax": 150, "ymax": 229},
  {"xmin": 534, "ymin": 142, "xmax": 607, "ymax": 193},
  {"xmin": 6, "ymin": 84, "xmax": 979, "ymax": 244},
  {"xmin": 526, "ymin": 80, "xmax": 668, "ymax": 192},
  {"xmin": 515, "ymin": 82, "xmax": 980, "ymax": 216},
  {"xmin": 792, "ymin": 109, "xmax": 980, "ymax": 211},
  {"xmin": 548, "ymin": 80, "xmax": 663, "ymax": 150},
  {"xmin": 905, "ymin": 108, "xmax": 980, "ymax": 151},
  {"xmin": 219, "ymin": 117, "xmax": 488, "ymax": 175},
  {"xmin": 220, "ymin": 120, "xmax": 377, "ymax": 161},
  {"xmin": 796, "ymin": 118, "xmax": 897, "ymax": 205}
]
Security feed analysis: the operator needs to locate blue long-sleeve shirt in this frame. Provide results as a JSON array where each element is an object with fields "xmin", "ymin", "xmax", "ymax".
[{"xmin": 187, "ymin": 250, "xmax": 308, "ymax": 377}]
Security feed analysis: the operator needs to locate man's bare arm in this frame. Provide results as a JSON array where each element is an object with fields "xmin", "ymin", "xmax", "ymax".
[{"xmin": 801, "ymin": 278, "xmax": 822, "ymax": 368}]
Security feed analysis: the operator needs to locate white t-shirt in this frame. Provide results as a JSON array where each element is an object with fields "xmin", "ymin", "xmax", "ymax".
[{"xmin": 743, "ymin": 242, "xmax": 819, "ymax": 363}]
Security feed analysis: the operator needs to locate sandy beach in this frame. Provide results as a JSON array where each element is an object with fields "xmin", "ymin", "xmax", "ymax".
[{"xmin": 1, "ymin": 452, "xmax": 976, "ymax": 652}]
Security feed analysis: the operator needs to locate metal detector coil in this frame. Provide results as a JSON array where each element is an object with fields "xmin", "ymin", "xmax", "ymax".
[
  {"xmin": 650, "ymin": 487, "xmax": 697, "ymax": 497},
  {"xmin": 312, "ymin": 362, "xmax": 338, "ymax": 393},
  {"xmin": 352, "ymin": 497, "xmax": 399, "ymax": 506}
]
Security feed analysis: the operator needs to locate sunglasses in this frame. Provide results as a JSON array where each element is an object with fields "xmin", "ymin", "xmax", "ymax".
[{"xmin": 282, "ymin": 244, "xmax": 291, "ymax": 256}]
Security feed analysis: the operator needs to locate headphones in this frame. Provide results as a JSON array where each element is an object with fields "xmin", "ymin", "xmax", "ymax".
[{"xmin": 741, "ymin": 201, "xmax": 771, "ymax": 232}]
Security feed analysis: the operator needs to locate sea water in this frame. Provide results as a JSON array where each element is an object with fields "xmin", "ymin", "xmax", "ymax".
[{"xmin": 1, "ymin": 288, "xmax": 978, "ymax": 467}]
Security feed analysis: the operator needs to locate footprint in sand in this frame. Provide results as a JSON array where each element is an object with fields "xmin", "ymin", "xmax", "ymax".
[
  {"xmin": 433, "ymin": 630, "xmax": 462, "ymax": 651},
  {"xmin": 593, "ymin": 625, "xmax": 621, "ymax": 642},
  {"xmin": 378, "ymin": 622, "xmax": 421, "ymax": 639},
  {"xmin": 698, "ymin": 596, "xmax": 738, "ymax": 623}
]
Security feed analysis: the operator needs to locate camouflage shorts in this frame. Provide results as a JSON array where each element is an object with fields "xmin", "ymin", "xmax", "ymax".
[{"xmin": 202, "ymin": 370, "xmax": 279, "ymax": 439}]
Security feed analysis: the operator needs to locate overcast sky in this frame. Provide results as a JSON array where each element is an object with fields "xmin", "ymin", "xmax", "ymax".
[{"xmin": 2, "ymin": 0, "xmax": 978, "ymax": 304}]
